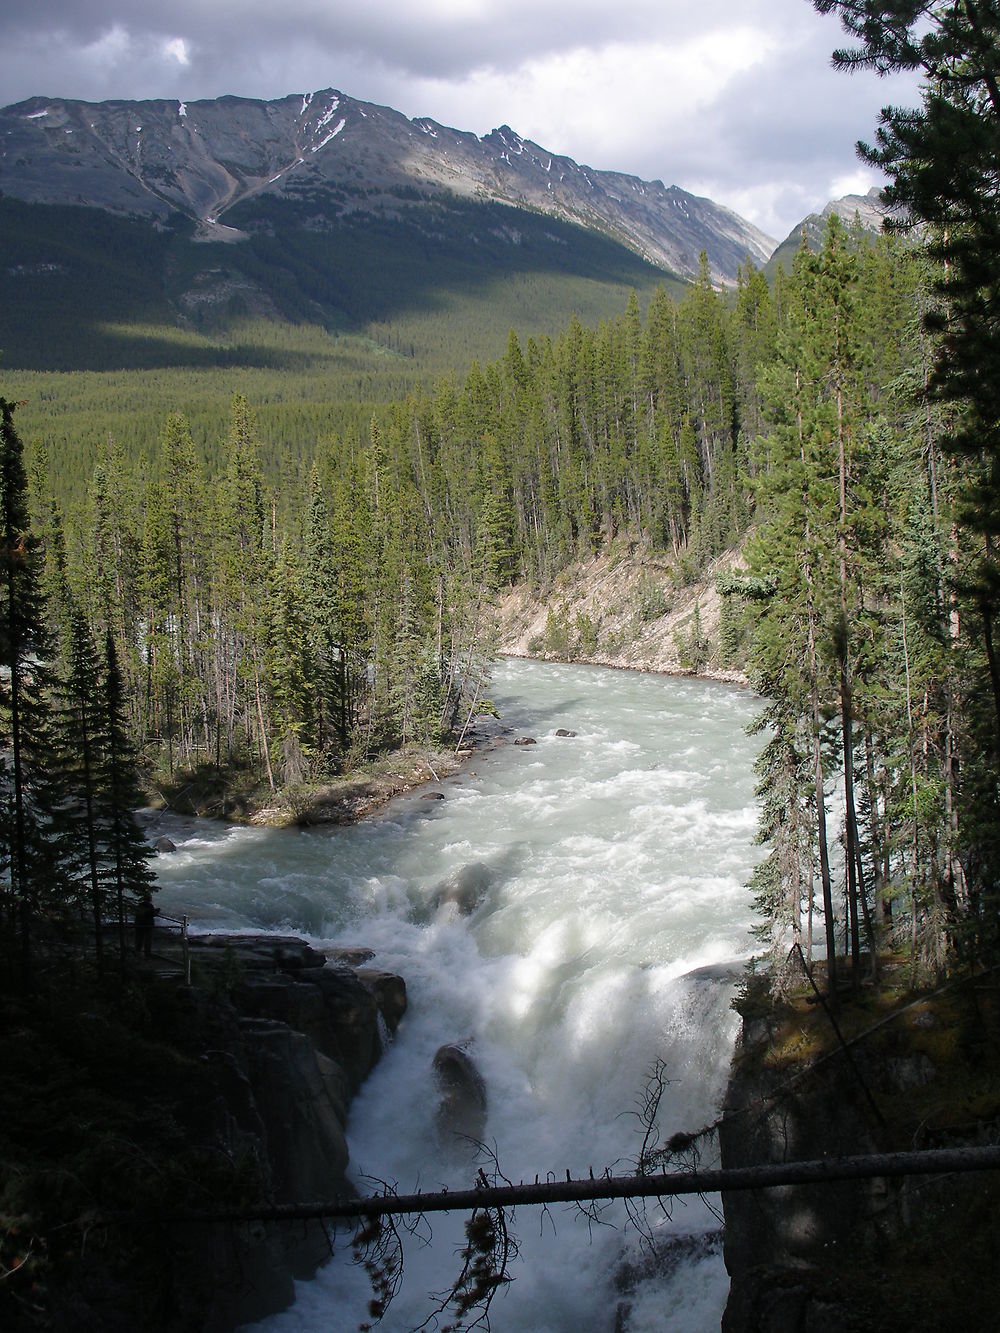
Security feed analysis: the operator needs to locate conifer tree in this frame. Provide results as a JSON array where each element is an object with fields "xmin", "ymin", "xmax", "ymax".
[
  {"xmin": 0, "ymin": 398, "xmax": 63, "ymax": 985},
  {"xmin": 100, "ymin": 629, "xmax": 155, "ymax": 962},
  {"xmin": 215, "ymin": 395, "xmax": 273, "ymax": 785},
  {"xmin": 54, "ymin": 604, "xmax": 108, "ymax": 963},
  {"xmin": 815, "ymin": 0, "xmax": 1000, "ymax": 955},
  {"xmin": 744, "ymin": 239, "xmax": 847, "ymax": 994},
  {"xmin": 303, "ymin": 464, "xmax": 347, "ymax": 759},
  {"xmin": 265, "ymin": 541, "xmax": 314, "ymax": 785},
  {"xmin": 89, "ymin": 437, "xmax": 142, "ymax": 701}
]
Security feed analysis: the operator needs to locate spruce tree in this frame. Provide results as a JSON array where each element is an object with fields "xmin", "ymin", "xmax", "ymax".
[
  {"xmin": 215, "ymin": 395, "xmax": 273, "ymax": 785},
  {"xmin": 0, "ymin": 399, "xmax": 63, "ymax": 986},
  {"xmin": 303, "ymin": 464, "xmax": 347, "ymax": 760},
  {"xmin": 53, "ymin": 604, "xmax": 108, "ymax": 963},
  {"xmin": 100, "ymin": 630, "xmax": 155, "ymax": 963},
  {"xmin": 815, "ymin": 0, "xmax": 1000, "ymax": 955},
  {"xmin": 265, "ymin": 541, "xmax": 314, "ymax": 785}
]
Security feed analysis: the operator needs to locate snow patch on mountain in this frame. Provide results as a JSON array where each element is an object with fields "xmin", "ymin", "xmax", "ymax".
[
  {"xmin": 0, "ymin": 88, "xmax": 776, "ymax": 284},
  {"xmin": 315, "ymin": 97, "xmax": 341, "ymax": 131},
  {"xmin": 312, "ymin": 120, "xmax": 345, "ymax": 151}
]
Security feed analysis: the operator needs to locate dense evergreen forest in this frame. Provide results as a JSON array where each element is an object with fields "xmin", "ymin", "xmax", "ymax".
[
  {"xmin": 1, "ymin": 3, "xmax": 999, "ymax": 1329},
  {"xmin": 740, "ymin": 0, "xmax": 1000, "ymax": 991},
  {"xmin": 4, "ymin": 183, "xmax": 998, "ymax": 991},
  {"xmin": 0, "ymin": 0, "xmax": 997, "ymax": 1087},
  {"xmin": 0, "ymin": 189, "xmax": 682, "ymax": 504}
]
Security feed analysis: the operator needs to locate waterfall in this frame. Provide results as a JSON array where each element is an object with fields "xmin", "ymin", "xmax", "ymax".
[{"xmin": 149, "ymin": 658, "xmax": 764, "ymax": 1331}]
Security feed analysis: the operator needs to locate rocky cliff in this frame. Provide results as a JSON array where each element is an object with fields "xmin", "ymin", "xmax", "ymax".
[{"xmin": 159, "ymin": 934, "xmax": 407, "ymax": 1330}]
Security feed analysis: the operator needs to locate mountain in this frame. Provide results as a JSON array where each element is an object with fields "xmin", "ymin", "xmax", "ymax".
[
  {"xmin": 765, "ymin": 185, "xmax": 902, "ymax": 276},
  {"xmin": 0, "ymin": 89, "xmax": 772, "ymax": 287}
]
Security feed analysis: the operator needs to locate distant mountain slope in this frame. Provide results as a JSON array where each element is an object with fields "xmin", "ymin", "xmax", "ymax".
[
  {"xmin": 0, "ymin": 89, "xmax": 773, "ymax": 287},
  {"xmin": 0, "ymin": 186, "xmax": 684, "ymax": 376},
  {"xmin": 765, "ymin": 185, "xmax": 902, "ymax": 275}
]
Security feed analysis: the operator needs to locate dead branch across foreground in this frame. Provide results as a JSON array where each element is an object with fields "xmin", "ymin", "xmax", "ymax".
[{"xmin": 172, "ymin": 1145, "xmax": 1000, "ymax": 1226}]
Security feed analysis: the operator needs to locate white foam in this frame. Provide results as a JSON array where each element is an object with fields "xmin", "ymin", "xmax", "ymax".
[{"xmin": 159, "ymin": 659, "xmax": 764, "ymax": 1332}]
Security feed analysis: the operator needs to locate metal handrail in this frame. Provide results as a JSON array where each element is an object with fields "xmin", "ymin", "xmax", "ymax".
[{"xmin": 103, "ymin": 910, "xmax": 193, "ymax": 984}]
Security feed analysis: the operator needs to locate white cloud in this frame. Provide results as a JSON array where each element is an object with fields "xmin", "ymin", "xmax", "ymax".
[
  {"xmin": 163, "ymin": 37, "xmax": 191, "ymax": 67},
  {"xmin": 401, "ymin": 27, "xmax": 776, "ymax": 175},
  {"xmin": 828, "ymin": 168, "xmax": 880, "ymax": 201},
  {"xmin": 81, "ymin": 22, "xmax": 131, "ymax": 69}
]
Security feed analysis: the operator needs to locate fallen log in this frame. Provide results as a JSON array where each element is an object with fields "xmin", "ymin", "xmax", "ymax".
[{"xmin": 167, "ymin": 1143, "xmax": 1000, "ymax": 1225}]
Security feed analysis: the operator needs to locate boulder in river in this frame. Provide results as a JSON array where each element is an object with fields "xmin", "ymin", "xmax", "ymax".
[
  {"xmin": 355, "ymin": 968, "xmax": 408, "ymax": 1036},
  {"xmin": 679, "ymin": 960, "xmax": 743, "ymax": 985},
  {"xmin": 513, "ymin": 736, "xmax": 537, "ymax": 746},
  {"xmin": 325, "ymin": 946, "xmax": 376, "ymax": 968},
  {"xmin": 433, "ymin": 1043, "xmax": 487, "ymax": 1148},
  {"xmin": 155, "ymin": 835, "xmax": 177, "ymax": 853},
  {"xmin": 432, "ymin": 860, "xmax": 492, "ymax": 915},
  {"xmin": 554, "ymin": 728, "xmax": 577, "ymax": 737}
]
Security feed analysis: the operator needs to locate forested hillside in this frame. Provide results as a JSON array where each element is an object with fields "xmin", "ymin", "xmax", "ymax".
[
  {"xmin": 1, "ymin": 192, "xmax": 685, "ymax": 499},
  {"xmin": 3, "ymin": 7, "xmax": 1000, "ymax": 1327},
  {"xmin": 0, "ymin": 0, "xmax": 996, "ymax": 1097},
  {"xmin": 12, "ymin": 254, "xmax": 771, "ymax": 796},
  {"xmin": 3, "ymin": 165, "xmax": 998, "ymax": 991}
]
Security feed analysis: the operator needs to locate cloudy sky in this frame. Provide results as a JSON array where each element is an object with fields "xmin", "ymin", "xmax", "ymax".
[{"xmin": 0, "ymin": 0, "xmax": 922, "ymax": 241}]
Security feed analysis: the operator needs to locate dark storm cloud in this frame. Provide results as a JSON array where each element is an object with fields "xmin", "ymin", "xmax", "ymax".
[
  {"xmin": 2, "ymin": 0, "xmax": 717, "ymax": 86},
  {"xmin": 0, "ymin": 0, "xmax": 820, "ymax": 98}
]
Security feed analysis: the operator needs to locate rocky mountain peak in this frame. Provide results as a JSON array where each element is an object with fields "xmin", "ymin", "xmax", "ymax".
[{"xmin": 0, "ymin": 88, "xmax": 774, "ymax": 285}]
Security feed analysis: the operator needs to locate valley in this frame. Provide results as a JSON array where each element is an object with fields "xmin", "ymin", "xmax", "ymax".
[{"xmin": 2, "ymin": 16, "xmax": 1000, "ymax": 1328}]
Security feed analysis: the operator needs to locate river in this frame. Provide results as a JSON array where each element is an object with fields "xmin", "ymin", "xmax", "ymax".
[{"xmin": 149, "ymin": 657, "xmax": 764, "ymax": 1332}]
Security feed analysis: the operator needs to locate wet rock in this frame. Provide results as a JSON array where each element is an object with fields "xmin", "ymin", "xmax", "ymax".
[
  {"xmin": 422, "ymin": 791, "xmax": 446, "ymax": 800},
  {"xmin": 513, "ymin": 736, "xmax": 537, "ymax": 746},
  {"xmin": 554, "ymin": 728, "xmax": 577, "ymax": 737},
  {"xmin": 720, "ymin": 1002, "xmax": 910, "ymax": 1333},
  {"xmin": 240, "ymin": 1019, "xmax": 351, "ymax": 1277},
  {"xmin": 156, "ymin": 835, "xmax": 177, "ymax": 853},
  {"xmin": 155, "ymin": 935, "xmax": 403, "ymax": 1329},
  {"xmin": 294, "ymin": 965, "xmax": 384, "ymax": 1093},
  {"xmin": 194, "ymin": 937, "xmax": 405, "ymax": 1096},
  {"xmin": 433, "ymin": 1043, "xmax": 487, "ymax": 1148},
  {"xmin": 680, "ymin": 960, "xmax": 743, "ymax": 984},
  {"xmin": 432, "ymin": 861, "xmax": 492, "ymax": 915},
  {"xmin": 189, "ymin": 933, "xmax": 327, "ymax": 972},
  {"xmin": 356, "ymin": 968, "xmax": 408, "ymax": 1035},
  {"xmin": 324, "ymin": 946, "xmax": 376, "ymax": 968},
  {"xmin": 236, "ymin": 974, "xmax": 330, "ymax": 1069}
]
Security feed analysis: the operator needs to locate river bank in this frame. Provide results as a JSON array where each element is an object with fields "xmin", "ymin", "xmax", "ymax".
[
  {"xmin": 496, "ymin": 546, "xmax": 748, "ymax": 684},
  {"xmin": 720, "ymin": 959, "xmax": 1000, "ymax": 1331},
  {"xmin": 146, "ymin": 549, "xmax": 749, "ymax": 833},
  {"xmin": 146, "ymin": 716, "xmax": 509, "ymax": 831}
]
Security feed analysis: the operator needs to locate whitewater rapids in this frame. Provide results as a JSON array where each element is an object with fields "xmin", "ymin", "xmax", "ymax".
[{"xmin": 150, "ymin": 657, "xmax": 764, "ymax": 1331}]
